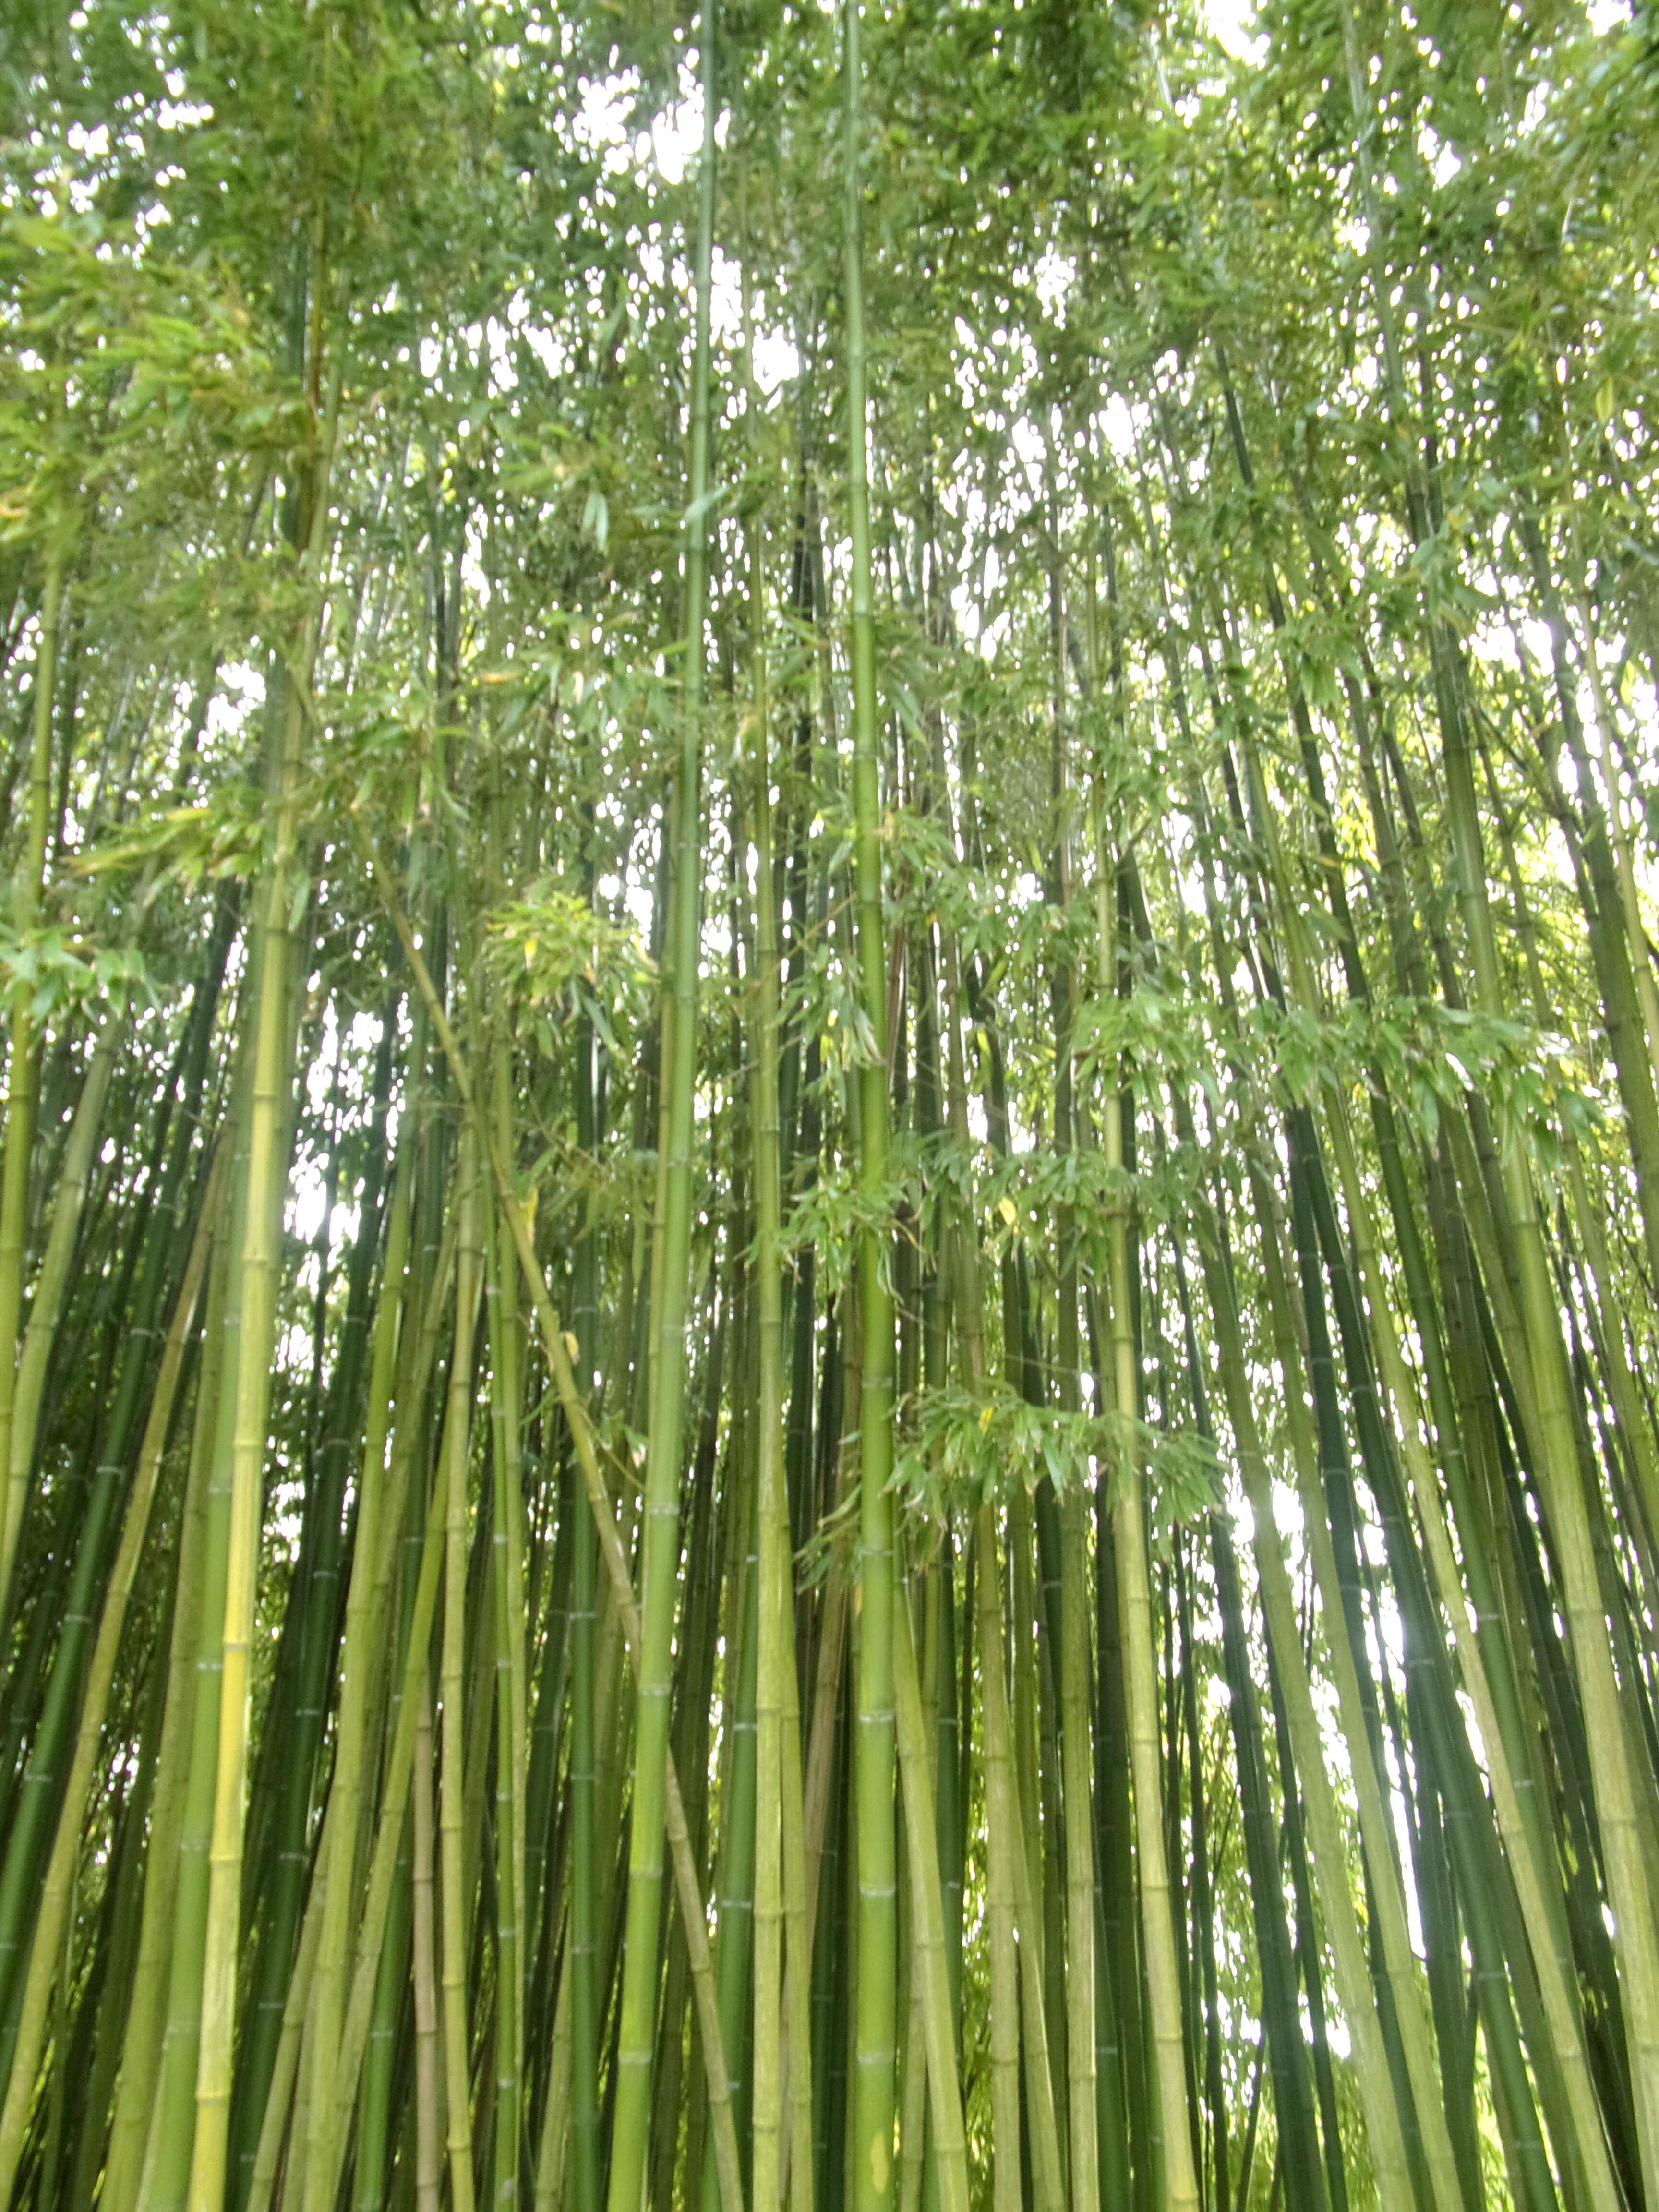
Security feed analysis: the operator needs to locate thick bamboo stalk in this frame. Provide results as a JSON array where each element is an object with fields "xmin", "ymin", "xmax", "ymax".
[{"xmin": 184, "ymin": 708, "xmax": 301, "ymax": 2212}]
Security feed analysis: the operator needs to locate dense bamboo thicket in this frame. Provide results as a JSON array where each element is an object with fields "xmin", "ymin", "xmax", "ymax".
[{"xmin": 3, "ymin": 2, "xmax": 1659, "ymax": 2209}]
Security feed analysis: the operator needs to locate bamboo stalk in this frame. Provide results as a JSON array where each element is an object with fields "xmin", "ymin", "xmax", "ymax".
[
  {"xmin": 0, "ymin": 541, "xmax": 63, "ymax": 1604},
  {"xmin": 842, "ymin": 12, "xmax": 898, "ymax": 2206}
]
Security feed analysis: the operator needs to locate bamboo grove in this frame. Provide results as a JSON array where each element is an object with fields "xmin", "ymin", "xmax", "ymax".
[{"xmin": 3, "ymin": 0, "xmax": 1659, "ymax": 2208}]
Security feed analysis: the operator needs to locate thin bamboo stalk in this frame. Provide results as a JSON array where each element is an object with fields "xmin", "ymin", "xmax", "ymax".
[
  {"xmin": 842, "ymin": 12, "xmax": 898, "ymax": 2206},
  {"xmin": 0, "ymin": 541, "xmax": 63, "ymax": 1604}
]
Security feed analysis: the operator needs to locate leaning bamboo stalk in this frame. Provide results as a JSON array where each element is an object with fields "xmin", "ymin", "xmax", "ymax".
[
  {"xmin": 243, "ymin": 1817, "xmax": 330, "ymax": 2212},
  {"xmin": 8, "ymin": 1010, "xmax": 121, "ymax": 1489},
  {"xmin": 102, "ymin": 1129, "xmax": 231, "ymax": 2212},
  {"xmin": 138, "ymin": 998, "xmax": 262, "ymax": 2212},
  {"xmin": 0, "ymin": 1133, "xmax": 222, "ymax": 2198},
  {"xmin": 358, "ymin": 821, "xmax": 746, "ymax": 2212},
  {"xmin": 0, "ymin": 540, "xmax": 63, "ymax": 1605},
  {"xmin": 518, "ymin": 1252, "xmax": 745, "ymax": 2212},
  {"xmin": 1575, "ymin": 586, "xmax": 1659, "ymax": 1106}
]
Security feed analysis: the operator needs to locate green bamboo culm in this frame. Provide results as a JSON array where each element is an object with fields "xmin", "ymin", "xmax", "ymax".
[
  {"xmin": 1093, "ymin": 838, "xmax": 1201, "ymax": 2212},
  {"xmin": 184, "ymin": 674, "xmax": 303, "ymax": 2212},
  {"xmin": 747, "ymin": 309, "xmax": 787, "ymax": 2212},
  {"xmin": 184, "ymin": 323, "xmax": 337, "ymax": 2212},
  {"xmin": 603, "ymin": 16, "xmax": 717, "ymax": 2212},
  {"xmin": 441, "ymin": 1130, "xmax": 483, "ymax": 2212},
  {"xmin": 842, "ymin": 9, "xmax": 898, "ymax": 2211}
]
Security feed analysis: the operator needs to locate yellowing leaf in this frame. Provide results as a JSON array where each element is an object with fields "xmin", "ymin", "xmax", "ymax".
[{"xmin": 998, "ymin": 1196, "xmax": 1017, "ymax": 1226}]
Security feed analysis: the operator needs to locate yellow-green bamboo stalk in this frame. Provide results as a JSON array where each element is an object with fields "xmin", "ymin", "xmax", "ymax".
[
  {"xmin": 185, "ymin": 329, "xmax": 337, "ymax": 2212},
  {"xmin": 750, "ymin": 470, "xmax": 787, "ymax": 2212},
  {"xmin": 1058, "ymin": 1478, "xmax": 1097, "ymax": 2212},
  {"xmin": 442, "ymin": 1130, "xmax": 482, "ymax": 2212},
  {"xmin": 842, "ymin": 11, "xmax": 899, "ymax": 2203},
  {"xmin": 781, "ymin": 1561, "xmax": 815, "ymax": 2212},
  {"xmin": 483, "ymin": 1172, "xmax": 527, "ymax": 2212},
  {"xmin": 185, "ymin": 718, "xmax": 302, "ymax": 2212},
  {"xmin": 606, "ymin": 8, "xmax": 717, "ymax": 2189},
  {"xmin": 415, "ymin": 1674, "xmax": 441, "ymax": 2212},
  {"xmin": 1094, "ymin": 837, "xmax": 1200, "ymax": 2212},
  {"xmin": 891, "ymin": 1563, "xmax": 969, "ymax": 2212},
  {"xmin": 972, "ymin": 1508, "xmax": 1025, "ymax": 2212},
  {"xmin": 103, "ymin": 1133, "xmax": 231, "ymax": 2212}
]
